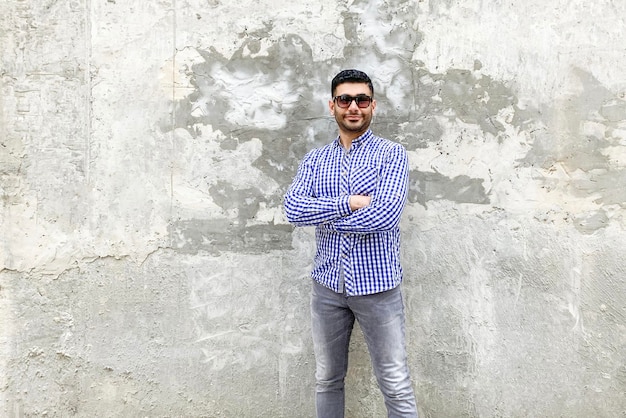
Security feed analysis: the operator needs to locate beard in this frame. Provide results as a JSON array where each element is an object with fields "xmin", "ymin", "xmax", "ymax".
[{"xmin": 334, "ymin": 111, "xmax": 372, "ymax": 135}]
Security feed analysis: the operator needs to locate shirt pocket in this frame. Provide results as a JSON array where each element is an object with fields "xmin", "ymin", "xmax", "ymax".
[{"xmin": 350, "ymin": 165, "xmax": 379, "ymax": 195}]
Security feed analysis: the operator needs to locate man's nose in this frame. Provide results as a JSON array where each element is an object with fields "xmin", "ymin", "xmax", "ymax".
[{"xmin": 348, "ymin": 99, "xmax": 360, "ymax": 109}]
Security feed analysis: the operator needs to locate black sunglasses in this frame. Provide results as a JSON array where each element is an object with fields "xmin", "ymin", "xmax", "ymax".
[{"xmin": 333, "ymin": 94, "xmax": 372, "ymax": 109}]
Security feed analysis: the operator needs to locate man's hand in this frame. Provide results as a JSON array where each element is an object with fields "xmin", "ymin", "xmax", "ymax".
[{"xmin": 349, "ymin": 194, "xmax": 371, "ymax": 211}]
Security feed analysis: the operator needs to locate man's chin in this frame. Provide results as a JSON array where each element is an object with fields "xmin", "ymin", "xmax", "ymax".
[
  {"xmin": 343, "ymin": 120, "xmax": 364, "ymax": 129},
  {"xmin": 347, "ymin": 124, "xmax": 367, "ymax": 132}
]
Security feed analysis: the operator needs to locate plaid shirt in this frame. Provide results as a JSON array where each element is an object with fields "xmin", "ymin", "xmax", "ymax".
[{"xmin": 284, "ymin": 129, "xmax": 409, "ymax": 296}]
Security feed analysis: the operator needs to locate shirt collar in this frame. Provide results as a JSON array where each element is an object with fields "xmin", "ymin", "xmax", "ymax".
[{"xmin": 333, "ymin": 129, "xmax": 373, "ymax": 148}]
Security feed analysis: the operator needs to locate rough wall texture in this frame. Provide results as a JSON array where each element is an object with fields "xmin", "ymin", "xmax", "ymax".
[{"xmin": 1, "ymin": 0, "xmax": 625, "ymax": 417}]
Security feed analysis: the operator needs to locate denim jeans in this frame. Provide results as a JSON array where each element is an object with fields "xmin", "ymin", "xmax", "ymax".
[{"xmin": 311, "ymin": 280, "xmax": 418, "ymax": 418}]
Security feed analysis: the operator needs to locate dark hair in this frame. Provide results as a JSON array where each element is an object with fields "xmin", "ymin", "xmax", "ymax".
[{"xmin": 331, "ymin": 69, "xmax": 374, "ymax": 97}]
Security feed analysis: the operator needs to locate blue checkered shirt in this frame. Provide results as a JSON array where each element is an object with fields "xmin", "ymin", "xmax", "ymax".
[{"xmin": 284, "ymin": 129, "xmax": 409, "ymax": 296}]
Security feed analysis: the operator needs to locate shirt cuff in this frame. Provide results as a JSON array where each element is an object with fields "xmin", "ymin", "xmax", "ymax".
[{"xmin": 338, "ymin": 195, "xmax": 351, "ymax": 217}]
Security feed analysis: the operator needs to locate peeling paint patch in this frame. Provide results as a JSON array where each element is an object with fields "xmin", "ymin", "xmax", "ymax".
[
  {"xmin": 409, "ymin": 171, "xmax": 489, "ymax": 206},
  {"xmin": 169, "ymin": 219, "xmax": 293, "ymax": 254}
]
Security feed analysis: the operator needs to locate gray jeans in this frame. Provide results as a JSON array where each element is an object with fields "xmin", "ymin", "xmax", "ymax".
[{"xmin": 310, "ymin": 280, "xmax": 418, "ymax": 418}]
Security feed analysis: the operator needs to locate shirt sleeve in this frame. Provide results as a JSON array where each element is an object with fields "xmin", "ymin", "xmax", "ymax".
[
  {"xmin": 284, "ymin": 150, "xmax": 352, "ymax": 226},
  {"xmin": 327, "ymin": 143, "xmax": 409, "ymax": 234}
]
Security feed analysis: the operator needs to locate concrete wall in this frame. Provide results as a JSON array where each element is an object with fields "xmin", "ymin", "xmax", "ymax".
[{"xmin": 1, "ymin": 0, "xmax": 625, "ymax": 417}]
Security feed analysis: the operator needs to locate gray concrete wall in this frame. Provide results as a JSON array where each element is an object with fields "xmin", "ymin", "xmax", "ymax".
[{"xmin": 1, "ymin": 1, "xmax": 625, "ymax": 417}]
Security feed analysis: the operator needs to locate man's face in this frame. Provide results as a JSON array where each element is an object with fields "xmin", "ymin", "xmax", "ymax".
[{"xmin": 329, "ymin": 82, "xmax": 376, "ymax": 137}]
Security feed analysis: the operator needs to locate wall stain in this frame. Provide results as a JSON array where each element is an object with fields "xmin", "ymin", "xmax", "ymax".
[{"xmin": 522, "ymin": 68, "xmax": 626, "ymax": 234}]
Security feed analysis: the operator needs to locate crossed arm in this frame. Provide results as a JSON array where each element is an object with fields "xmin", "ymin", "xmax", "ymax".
[{"xmin": 284, "ymin": 145, "xmax": 409, "ymax": 234}]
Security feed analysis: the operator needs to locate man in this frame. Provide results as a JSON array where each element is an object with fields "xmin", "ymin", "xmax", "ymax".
[{"xmin": 284, "ymin": 69, "xmax": 418, "ymax": 418}]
